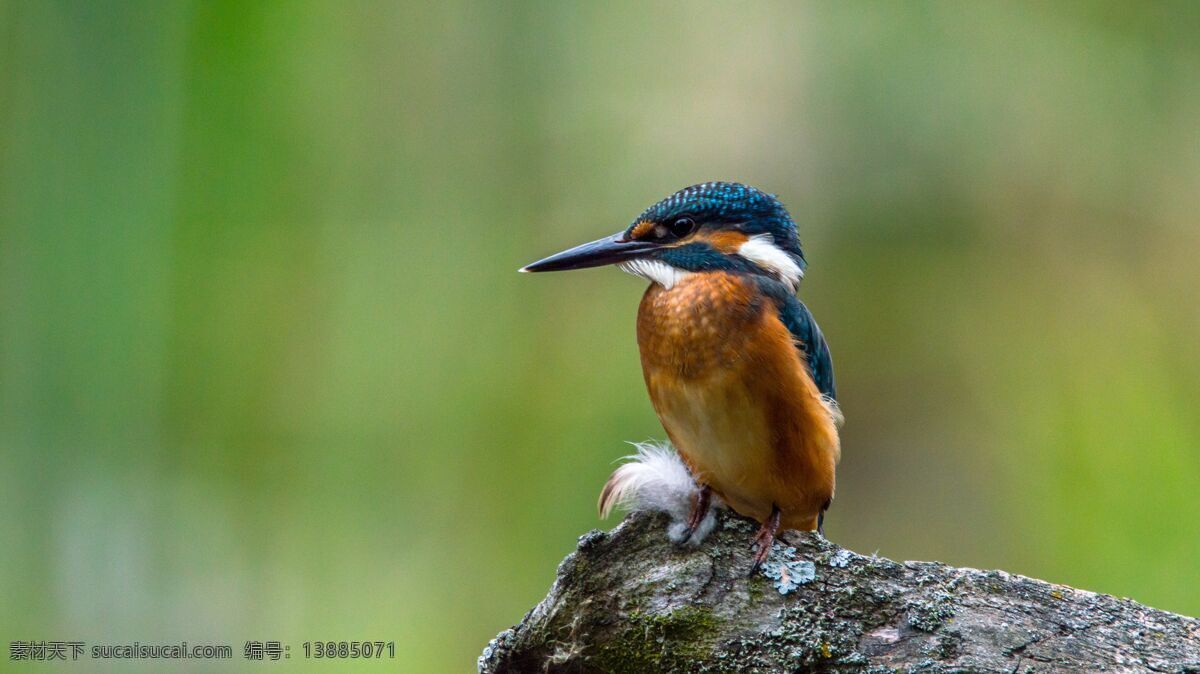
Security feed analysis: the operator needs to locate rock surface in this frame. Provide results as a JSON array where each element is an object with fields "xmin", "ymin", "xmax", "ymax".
[{"xmin": 480, "ymin": 511, "xmax": 1200, "ymax": 673}]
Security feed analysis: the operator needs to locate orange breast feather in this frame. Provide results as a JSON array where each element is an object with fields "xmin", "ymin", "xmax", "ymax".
[{"xmin": 636, "ymin": 272, "xmax": 839, "ymax": 530}]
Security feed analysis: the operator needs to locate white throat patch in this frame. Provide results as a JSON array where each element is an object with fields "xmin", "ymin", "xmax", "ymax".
[
  {"xmin": 618, "ymin": 258, "xmax": 691, "ymax": 289},
  {"xmin": 738, "ymin": 234, "xmax": 804, "ymax": 290}
]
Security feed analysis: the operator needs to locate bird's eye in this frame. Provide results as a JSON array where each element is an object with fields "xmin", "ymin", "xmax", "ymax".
[{"xmin": 669, "ymin": 217, "xmax": 696, "ymax": 238}]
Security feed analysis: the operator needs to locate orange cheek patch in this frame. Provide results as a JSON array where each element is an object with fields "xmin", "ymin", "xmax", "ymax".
[
  {"xmin": 630, "ymin": 220, "xmax": 656, "ymax": 239},
  {"xmin": 700, "ymin": 230, "xmax": 749, "ymax": 253}
]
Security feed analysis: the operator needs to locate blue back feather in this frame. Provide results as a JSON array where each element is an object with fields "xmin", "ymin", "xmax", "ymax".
[{"xmin": 753, "ymin": 276, "xmax": 837, "ymax": 401}]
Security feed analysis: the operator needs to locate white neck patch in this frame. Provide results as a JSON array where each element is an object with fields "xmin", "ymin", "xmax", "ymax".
[
  {"xmin": 738, "ymin": 234, "xmax": 804, "ymax": 290},
  {"xmin": 618, "ymin": 258, "xmax": 692, "ymax": 289}
]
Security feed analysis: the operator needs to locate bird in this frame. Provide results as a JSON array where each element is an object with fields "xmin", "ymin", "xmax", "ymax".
[{"xmin": 521, "ymin": 182, "xmax": 841, "ymax": 572}]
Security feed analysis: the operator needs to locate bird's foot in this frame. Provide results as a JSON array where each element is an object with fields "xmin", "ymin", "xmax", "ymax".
[
  {"xmin": 667, "ymin": 484, "xmax": 716, "ymax": 547},
  {"xmin": 749, "ymin": 505, "xmax": 782, "ymax": 575},
  {"xmin": 678, "ymin": 485, "xmax": 711, "ymax": 543}
]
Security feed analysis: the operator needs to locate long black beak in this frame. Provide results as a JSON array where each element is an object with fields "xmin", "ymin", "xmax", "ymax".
[{"xmin": 520, "ymin": 232, "xmax": 657, "ymax": 273}]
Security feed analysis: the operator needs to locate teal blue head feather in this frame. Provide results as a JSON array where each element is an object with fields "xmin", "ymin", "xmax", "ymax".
[{"xmin": 628, "ymin": 182, "xmax": 807, "ymax": 275}]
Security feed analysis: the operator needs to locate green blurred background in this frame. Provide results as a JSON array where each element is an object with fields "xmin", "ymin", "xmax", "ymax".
[{"xmin": 2, "ymin": 1, "xmax": 1199, "ymax": 671}]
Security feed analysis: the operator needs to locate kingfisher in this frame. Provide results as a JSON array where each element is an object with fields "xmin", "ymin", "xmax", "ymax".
[{"xmin": 521, "ymin": 182, "xmax": 841, "ymax": 571}]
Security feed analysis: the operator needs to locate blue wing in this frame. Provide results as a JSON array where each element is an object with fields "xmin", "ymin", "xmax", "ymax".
[
  {"xmin": 755, "ymin": 277, "xmax": 837, "ymax": 400},
  {"xmin": 780, "ymin": 296, "xmax": 836, "ymax": 401}
]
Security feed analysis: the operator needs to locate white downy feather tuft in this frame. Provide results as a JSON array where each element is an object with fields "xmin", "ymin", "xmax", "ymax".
[
  {"xmin": 598, "ymin": 441, "xmax": 721, "ymax": 546},
  {"xmin": 820, "ymin": 395, "xmax": 845, "ymax": 427}
]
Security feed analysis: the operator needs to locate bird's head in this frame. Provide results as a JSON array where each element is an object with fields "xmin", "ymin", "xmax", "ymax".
[{"xmin": 521, "ymin": 182, "xmax": 806, "ymax": 291}]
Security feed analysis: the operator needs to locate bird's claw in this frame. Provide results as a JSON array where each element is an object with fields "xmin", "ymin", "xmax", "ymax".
[
  {"xmin": 678, "ymin": 485, "xmax": 712, "ymax": 546},
  {"xmin": 748, "ymin": 504, "xmax": 782, "ymax": 576},
  {"xmin": 749, "ymin": 533, "xmax": 773, "ymax": 574}
]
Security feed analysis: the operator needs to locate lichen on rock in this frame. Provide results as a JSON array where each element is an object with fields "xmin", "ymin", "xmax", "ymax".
[{"xmin": 761, "ymin": 543, "xmax": 817, "ymax": 595}]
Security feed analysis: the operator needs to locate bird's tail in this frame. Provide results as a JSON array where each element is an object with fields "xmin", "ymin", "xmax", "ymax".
[{"xmin": 597, "ymin": 441, "xmax": 703, "ymax": 520}]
